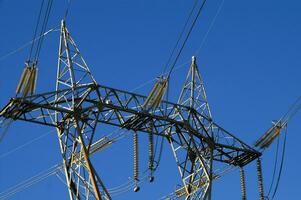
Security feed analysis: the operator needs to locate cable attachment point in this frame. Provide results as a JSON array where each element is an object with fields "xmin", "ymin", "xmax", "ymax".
[
  {"xmin": 16, "ymin": 62, "xmax": 38, "ymax": 97},
  {"xmin": 143, "ymin": 76, "xmax": 168, "ymax": 110}
]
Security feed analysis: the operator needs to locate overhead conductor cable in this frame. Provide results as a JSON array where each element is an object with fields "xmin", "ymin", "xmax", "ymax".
[
  {"xmin": 144, "ymin": 0, "xmax": 208, "ymax": 108},
  {"xmin": 15, "ymin": 0, "xmax": 53, "ymax": 97}
]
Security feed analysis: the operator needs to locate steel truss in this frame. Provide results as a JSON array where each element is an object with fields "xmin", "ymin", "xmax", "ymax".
[{"xmin": 0, "ymin": 21, "xmax": 261, "ymax": 200}]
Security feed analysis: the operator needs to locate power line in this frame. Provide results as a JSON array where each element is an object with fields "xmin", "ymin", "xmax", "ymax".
[
  {"xmin": 34, "ymin": 0, "xmax": 54, "ymax": 62},
  {"xmin": 64, "ymin": 0, "xmax": 73, "ymax": 20},
  {"xmin": 0, "ymin": 28, "xmax": 58, "ymax": 62},
  {"xmin": 25, "ymin": 0, "xmax": 54, "ymax": 64},
  {"xmin": 28, "ymin": 0, "xmax": 46, "ymax": 61},
  {"xmin": 0, "ymin": 129, "xmax": 54, "ymax": 159},
  {"xmin": 194, "ymin": 0, "xmax": 225, "ymax": 56},
  {"xmin": 271, "ymin": 127, "xmax": 287, "ymax": 200},
  {"xmin": 167, "ymin": 0, "xmax": 208, "ymax": 79},
  {"xmin": 162, "ymin": 0, "xmax": 200, "ymax": 75},
  {"xmin": 267, "ymin": 136, "xmax": 280, "ymax": 197},
  {"xmin": 0, "ymin": 164, "xmax": 62, "ymax": 199}
]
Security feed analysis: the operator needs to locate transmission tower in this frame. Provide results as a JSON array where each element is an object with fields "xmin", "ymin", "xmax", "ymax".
[
  {"xmin": 169, "ymin": 56, "xmax": 213, "ymax": 199},
  {"xmin": 0, "ymin": 20, "xmax": 261, "ymax": 200},
  {"xmin": 55, "ymin": 20, "xmax": 111, "ymax": 200}
]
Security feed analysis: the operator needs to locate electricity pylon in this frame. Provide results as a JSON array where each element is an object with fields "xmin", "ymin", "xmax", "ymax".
[
  {"xmin": 169, "ymin": 56, "xmax": 213, "ymax": 199},
  {"xmin": 0, "ymin": 20, "xmax": 261, "ymax": 199},
  {"xmin": 54, "ymin": 20, "xmax": 111, "ymax": 200}
]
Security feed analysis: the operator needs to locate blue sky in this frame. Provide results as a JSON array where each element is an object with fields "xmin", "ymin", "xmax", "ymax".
[{"xmin": 0, "ymin": 0, "xmax": 301, "ymax": 199}]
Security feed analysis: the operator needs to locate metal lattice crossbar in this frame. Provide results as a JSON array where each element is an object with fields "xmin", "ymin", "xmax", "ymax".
[
  {"xmin": 0, "ymin": 21, "xmax": 261, "ymax": 200},
  {"xmin": 0, "ymin": 83, "xmax": 260, "ymax": 167}
]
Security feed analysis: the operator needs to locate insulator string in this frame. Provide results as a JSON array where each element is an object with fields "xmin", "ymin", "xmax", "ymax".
[
  {"xmin": 240, "ymin": 167, "xmax": 247, "ymax": 200},
  {"xmin": 133, "ymin": 131, "xmax": 139, "ymax": 181},
  {"xmin": 148, "ymin": 125, "xmax": 154, "ymax": 182},
  {"xmin": 257, "ymin": 158, "xmax": 265, "ymax": 200}
]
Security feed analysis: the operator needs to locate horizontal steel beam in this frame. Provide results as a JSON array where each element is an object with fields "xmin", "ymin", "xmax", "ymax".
[{"xmin": 0, "ymin": 84, "xmax": 260, "ymax": 167}]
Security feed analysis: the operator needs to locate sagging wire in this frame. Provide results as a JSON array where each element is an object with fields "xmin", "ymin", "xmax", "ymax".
[
  {"xmin": 0, "ymin": 129, "xmax": 128, "ymax": 199},
  {"xmin": 28, "ymin": 0, "xmax": 53, "ymax": 63},
  {"xmin": 109, "ymin": 175, "xmax": 150, "ymax": 197},
  {"xmin": 145, "ymin": 0, "xmax": 209, "ymax": 108},
  {"xmin": 0, "ymin": 164, "xmax": 62, "ymax": 200},
  {"xmin": 0, "ymin": 129, "xmax": 158, "ymax": 199},
  {"xmin": 55, "ymin": 166, "xmax": 152, "ymax": 198},
  {"xmin": 27, "ymin": 0, "xmax": 46, "ymax": 61},
  {"xmin": 0, "ymin": 0, "xmax": 70, "ymax": 64},
  {"xmin": 33, "ymin": 0, "xmax": 53, "ymax": 62},
  {"xmin": 255, "ymin": 96, "xmax": 300, "ymax": 199},
  {"xmin": 270, "ymin": 126, "xmax": 288, "ymax": 200},
  {"xmin": 64, "ymin": 0, "xmax": 73, "ymax": 20},
  {"xmin": 0, "ymin": 28, "xmax": 59, "ymax": 62},
  {"xmin": 161, "ymin": 0, "xmax": 200, "ymax": 75},
  {"xmin": 194, "ymin": 0, "xmax": 225, "ymax": 56},
  {"xmin": 166, "ymin": 0, "xmax": 208, "ymax": 79},
  {"xmin": 156, "ymin": 0, "xmax": 225, "ymax": 114},
  {"xmin": 267, "ymin": 136, "xmax": 280, "ymax": 197},
  {"xmin": 159, "ymin": 0, "xmax": 225, "ymax": 80},
  {"xmin": 0, "ymin": 125, "xmax": 166, "ymax": 197},
  {"xmin": 0, "ymin": 129, "xmax": 54, "ymax": 159}
]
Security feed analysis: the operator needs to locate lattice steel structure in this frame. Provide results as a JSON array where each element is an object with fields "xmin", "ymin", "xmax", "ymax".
[
  {"xmin": 169, "ymin": 56, "xmax": 213, "ymax": 199},
  {"xmin": 0, "ymin": 21, "xmax": 261, "ymax": 200}
]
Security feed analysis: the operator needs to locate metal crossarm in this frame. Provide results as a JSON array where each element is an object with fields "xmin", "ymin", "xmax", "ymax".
[{"xmin": 0, "ymin": 84, "xmax": 261, "ymax": 167}]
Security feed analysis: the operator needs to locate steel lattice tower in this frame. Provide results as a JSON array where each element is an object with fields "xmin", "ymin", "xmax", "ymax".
[
  {"xmin": 0, "ymin": 21, "xmax": 261, "ymax": 200},
  {"xmin": 169, "ymin": 56, "xmax": 213, "ymax": 199},
  {"xmin": 55, "ymin": 20, "xmax": 111, "ymax": 200}
]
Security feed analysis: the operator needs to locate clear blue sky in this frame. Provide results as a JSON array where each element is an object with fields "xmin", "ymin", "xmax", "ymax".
[{"xmin": 0, "ymin": 0, "xmax": 301, "ymax": 199}]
